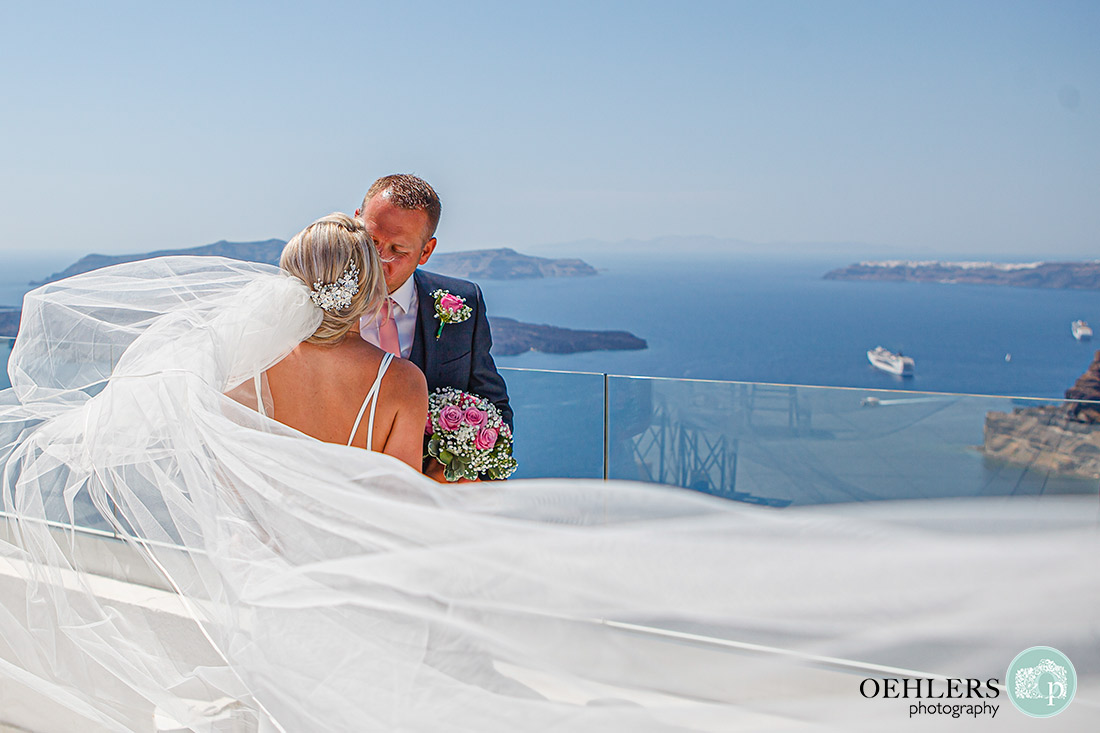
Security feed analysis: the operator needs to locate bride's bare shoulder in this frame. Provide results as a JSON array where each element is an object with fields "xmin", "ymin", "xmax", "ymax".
[{"xmin": 383, "ymin": 357, "xmax": 428, "ymax": 401}]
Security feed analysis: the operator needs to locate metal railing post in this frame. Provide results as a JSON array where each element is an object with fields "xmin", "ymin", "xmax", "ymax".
[{"xmin": 602, "ymin": 373, "xmax": 609, "ymax": 481}]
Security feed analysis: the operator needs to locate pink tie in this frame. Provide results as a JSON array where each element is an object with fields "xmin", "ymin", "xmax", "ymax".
[{"xmin": 378, "ymin": 298, "xmax": 401, "ymax": 356}]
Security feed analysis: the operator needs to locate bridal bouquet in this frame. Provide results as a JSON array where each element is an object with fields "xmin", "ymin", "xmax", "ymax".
[{"xmin": 425, "ymin": 388, "xmax": 517, "ymax": 481}]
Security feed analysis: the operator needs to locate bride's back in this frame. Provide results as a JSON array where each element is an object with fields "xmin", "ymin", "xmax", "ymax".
[
  {"xmin": 269, "ymin": 212, "xmax": 428, "ymax": 471},
  {"xmin": 265, "ymin": 334, "xmax": 427, "ymax": 468}
]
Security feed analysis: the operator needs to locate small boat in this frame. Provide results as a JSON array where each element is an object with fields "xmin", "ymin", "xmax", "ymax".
[
  {"xmin": 1072, "ymin": 320, "xmax": 1092, "ymax": 341},
  {"xmin": 867, "ymin": 346, "xmax": 914, "ymax": 376}
]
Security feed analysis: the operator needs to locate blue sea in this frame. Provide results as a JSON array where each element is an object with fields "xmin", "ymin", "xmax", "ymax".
[
  {"xmin": 476, "ymin": 250, "xmax": 1100, "ymax": 496},
  {"xmin": 481, "ymin": 251, "xmax": 1100, "ymax": 400}
]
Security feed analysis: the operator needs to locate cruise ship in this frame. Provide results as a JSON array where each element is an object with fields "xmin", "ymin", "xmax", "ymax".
[
  {"xmin": 1072, "ymin": 320, "xmax": 1092, "ymax": 341},
  {"xmin": 867, "ymin": 346, "xmax": 914, "ymax": 376}
]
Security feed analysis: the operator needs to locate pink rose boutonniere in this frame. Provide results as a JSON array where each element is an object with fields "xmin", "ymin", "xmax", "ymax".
[{"xmin": 430, "ymin": 289, "xmax": 473, "ymax": 339}]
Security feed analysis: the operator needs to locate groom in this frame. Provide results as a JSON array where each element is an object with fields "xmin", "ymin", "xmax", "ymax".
[{"xmin": 356, "ymin": 174, "xmax": 513, "ymax": 429}]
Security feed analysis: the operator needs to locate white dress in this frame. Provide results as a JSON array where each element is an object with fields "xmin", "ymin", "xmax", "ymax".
[{"xmin": 0, "ymin": 256, "xmax": 1096, "ymax": 732}]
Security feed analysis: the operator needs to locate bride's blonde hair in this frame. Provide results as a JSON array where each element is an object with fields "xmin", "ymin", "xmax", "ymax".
[{"xmin": 280, "ymin": 212, "xmax": 386, "ymax": 345}]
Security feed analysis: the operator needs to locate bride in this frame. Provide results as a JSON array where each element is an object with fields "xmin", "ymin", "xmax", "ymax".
[
  {"xmin": 254, "ymin": 212, "xmax": 427, "ymax": 468},
  {"xmin": 0, "ymin": 213, "xmax": 1097, "ymax": 732}
]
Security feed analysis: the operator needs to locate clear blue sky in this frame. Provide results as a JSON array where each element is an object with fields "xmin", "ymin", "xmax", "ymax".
[{"xmin": 2, "ymin": 0, "xmax": 1097, "ymax": 259}]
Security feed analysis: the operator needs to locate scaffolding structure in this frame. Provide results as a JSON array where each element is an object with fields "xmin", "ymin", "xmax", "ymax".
[{"xmin": 626, "ymin": 395, "xmax": 798, "ymax": 507}]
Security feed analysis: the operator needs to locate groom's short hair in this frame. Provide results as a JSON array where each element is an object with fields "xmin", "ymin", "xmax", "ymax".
[{"xmin": 361, "ymin": 174, "xmax": 442, "ymax": 242}]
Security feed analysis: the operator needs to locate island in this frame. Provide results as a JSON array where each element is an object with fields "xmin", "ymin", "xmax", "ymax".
[
  {"xmin": 430, "ymin": 248, "xmax": 596, "ymax": 280},
  {"xmin": 824, "ymin": 260, "xmax": 1100, "ymax": 290},
  {"xmin": 0, "ymin": 309, "xmax": 19, "ymax": 340},
  {"xmin": 32, "ymin": 240, "xmax": 289, "ymax": 285},
  {"xmin": 488, "ymin": 317, "xmax": 646, "ymax": 356},
  {"xmin": 0, "ymin": 309, "xmax": 645, "ymax": 357},
  {"xmin": 8, "ymin": 242, "xmax": 641, "ymax": 356},
  {"xmin": 34, "ymin": 241, "xmax": 597, "ymax": 285}
]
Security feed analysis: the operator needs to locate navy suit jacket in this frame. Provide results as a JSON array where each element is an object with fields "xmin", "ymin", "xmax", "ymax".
[{"xmin": 408, "ymin": 269, "xmax": 513, "ymax": 429}]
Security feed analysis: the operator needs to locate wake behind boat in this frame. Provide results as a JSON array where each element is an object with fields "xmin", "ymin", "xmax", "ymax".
[
  {"xmin": 867, "ymin": 346, "xmax": 914, "ymax": 376},
  {"xmin": 1072, "ymin": 320, "xmax": 1092, "ymax": 341}
]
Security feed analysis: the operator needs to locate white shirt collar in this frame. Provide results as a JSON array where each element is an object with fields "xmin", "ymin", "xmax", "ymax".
[{"xmin": 388, "ymin": 274, "xmax": 417, "ymax": 315}]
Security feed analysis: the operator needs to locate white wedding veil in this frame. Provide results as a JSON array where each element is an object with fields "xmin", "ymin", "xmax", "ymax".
[{"xmin": 0, "ymin": 256, "xmax": 1097, "ymax": 732}]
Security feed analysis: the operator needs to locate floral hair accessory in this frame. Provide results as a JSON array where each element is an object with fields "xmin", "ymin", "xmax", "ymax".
[
  {"xmin": 430, "ymin": 289, "xmax": 472, "ymax": 338},
  {"xmin": 309, "ymin": 264, "xmax": 359, "ymax": 313}
]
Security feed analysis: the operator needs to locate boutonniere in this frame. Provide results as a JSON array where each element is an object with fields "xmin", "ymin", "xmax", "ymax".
[{"xmin": 430, "ymin": 289, "xmax": 473, "ymax": 338}]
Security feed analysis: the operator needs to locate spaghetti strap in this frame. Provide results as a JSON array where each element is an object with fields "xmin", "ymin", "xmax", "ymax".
[
  {"xmin": 254, "ymin": 373, "xmax": 266, "ymax": 417},
  {"xmin": 348, "ymin": 352, "xmax": 395, "ymax": 449}
]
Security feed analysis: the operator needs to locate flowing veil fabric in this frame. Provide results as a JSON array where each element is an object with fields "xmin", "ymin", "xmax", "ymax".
[{"xmin": 0, "ymin": 256, "xmax": 1098, "ymax": 732}]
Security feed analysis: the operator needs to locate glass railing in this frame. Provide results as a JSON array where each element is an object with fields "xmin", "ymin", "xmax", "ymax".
[
  {"xmin": 1, "ymin": 339, "xmax": 1096, "ymax": 537},
  {"xmin": 500, "ymin": 366, "xmax": 1100, "ymax": 506},
  {"xmin": 495, "ymin": 367, "xmax": 605, "ymax": 480}
]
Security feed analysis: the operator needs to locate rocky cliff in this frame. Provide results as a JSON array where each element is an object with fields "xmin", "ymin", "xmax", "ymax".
[
  {"xmin": 983, "ymin": 406, "xmax": 1100, "ymax": 480},
  {"xmin": 982, "ymin": 350, "xmax": 1100, "ymax": 479},
  {"xmin": 1064, "ymin": 350, "xmax": 1100, "ymax": 423}
]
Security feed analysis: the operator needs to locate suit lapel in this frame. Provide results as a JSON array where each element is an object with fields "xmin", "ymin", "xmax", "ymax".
[{"xmin": 409, "ymin": 270, "xmax": 433, "ymax": 373}]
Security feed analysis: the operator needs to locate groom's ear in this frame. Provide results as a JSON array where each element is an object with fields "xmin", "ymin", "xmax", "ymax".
[
  {"xmin": 354, "ymin": 208, "xmax": 361, "ymax": 218},
  {"xmin": 418, "ymin": 237, "xmax": 438, "ymax": 266}
]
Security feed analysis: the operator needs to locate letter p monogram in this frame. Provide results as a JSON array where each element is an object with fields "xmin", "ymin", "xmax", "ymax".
[{"xmin": 1047, "ymin": 682, "xmax": 1065, "ymax": 706}]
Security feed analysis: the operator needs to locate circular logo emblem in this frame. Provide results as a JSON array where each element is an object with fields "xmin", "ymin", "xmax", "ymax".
[{"xmin": 1006, "ymin": 646, "xmax": 1076, "ymax": 718}]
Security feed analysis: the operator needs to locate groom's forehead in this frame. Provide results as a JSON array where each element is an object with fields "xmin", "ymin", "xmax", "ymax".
[{"xmin": 363, "ymin": 197, "xmax": 432, "ymax": 245}]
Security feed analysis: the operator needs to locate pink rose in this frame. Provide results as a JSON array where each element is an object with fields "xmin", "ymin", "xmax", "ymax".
[
  {"xmin": 439, "ymin": 293, "xmax": 464, "ymax": 313},
  {"xmin": 474, "ymin": 427, "xmax": 498, "ymax": 450},
  {"xmin": 424, "ymin": 416, "xmax": 434, "ymax": 435},
  {"xmin": 463, "ymin": 407, "xmax": 487, "ymax": 428},
  {"xmin": 439, "ymin": 405, "xmax": 463, "ymax": 431}
]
